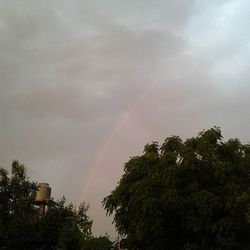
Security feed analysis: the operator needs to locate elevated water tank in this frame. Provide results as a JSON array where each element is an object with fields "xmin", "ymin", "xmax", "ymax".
[{"xmin": 36, "ymin": 183, "xmax": 51, "ymax": 203}]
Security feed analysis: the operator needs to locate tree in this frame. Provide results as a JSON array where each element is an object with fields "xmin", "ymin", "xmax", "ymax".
[
  {"xmin": 0, "ymin": 161, "xmax": 92, "ymax": 249},
  {"xmin": 103, "ymin": 127, "xmax": 250, "ymax": 250},
  {"xmin": 81, "ymin": 235, "xmax": 114, "ymax": 250},
  {"xmin": 36, "ymin": 198, "xmax": 92, "ymax": 250},
  {"xmin": 0, "ymin": 161, "xmax": 37, "ymax": 249}
]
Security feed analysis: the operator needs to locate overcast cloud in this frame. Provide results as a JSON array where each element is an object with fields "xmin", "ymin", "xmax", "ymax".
[{"xmin": 0, "ymin": 0, "xmax": 250, "ymax": 237}]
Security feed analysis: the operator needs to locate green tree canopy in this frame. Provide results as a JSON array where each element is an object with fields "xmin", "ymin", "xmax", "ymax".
[
  {"xmin": 103, "ymin": 127, "xmax": 250, "ymax": 250},
  {"xmin": 81, "ymin": 235, "xmax": 114, "ymax": 250},
  {"xmin": 0, "ymin": 161, "xmax": 92, "ymax": 250}
]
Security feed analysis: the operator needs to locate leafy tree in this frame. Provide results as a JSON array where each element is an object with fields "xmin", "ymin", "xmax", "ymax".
[
  {"xmin": 81, "ymin": 235, "xmax": 114, "ymax": 250},
  {"xmin": 103, "ymin": 127, "xmax": 250, "ymax": 250},
  {"xmin": 0, "ymin": 161, "xmax": 92, "ymax": 250},
  {"xmin": 44, "ymin": 199, "xmax": 93, "ymax": 250},
  {"xmin": 0, "ymin": 161, "xmax": 37, "ymax": 249}
]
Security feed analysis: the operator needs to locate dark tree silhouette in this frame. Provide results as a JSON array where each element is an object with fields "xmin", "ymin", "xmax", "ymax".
[
  {"xmin": 103, "ymin": 127, "xmax": 250, "ymax": 250},
  {"xmin": 0, "ymin": 161, "xmax": 92, "ymax": 250}
]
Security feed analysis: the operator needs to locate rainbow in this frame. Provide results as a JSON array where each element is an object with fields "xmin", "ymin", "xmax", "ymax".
[{"xmin": 79, "ymin": 83, "xmax": 156, "ymax": 202}]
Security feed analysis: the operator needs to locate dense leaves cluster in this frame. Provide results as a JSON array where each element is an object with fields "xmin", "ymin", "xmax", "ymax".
[
  {"xmin": 0, "ymin": 161, "xmax": 93, "ymax": 250},
  {"xmin": 81, "ymin": 235, "xmax": 114, "ymax": 250},
  {"xmin": 103, "ymin": 127, "xmax": 250, "ymax": 250}
]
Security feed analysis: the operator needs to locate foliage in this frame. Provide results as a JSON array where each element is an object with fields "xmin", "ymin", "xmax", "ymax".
[
  {"xmin": 81, "ymin": 235, "xmax": 114, "ymax": 250},
  {"xmin": 0, "ymin": 161, "xmax": 92, "ymax": 250},
  {"xmin": 37, "ymin": 198, "xmax": 92, "ymax": 250},
  {"xmin": 0, "ymin": 161, "xmax": 37, "ymax": 249},
  {"xmin": 103, "ymin": 127, "xmax": 250, "ymax": 250}
]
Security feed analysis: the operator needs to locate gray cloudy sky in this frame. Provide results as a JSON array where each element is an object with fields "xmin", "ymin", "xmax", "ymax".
[{"xmin": 0, "ymin": 0, "xmax": 250, "ymax": 237}]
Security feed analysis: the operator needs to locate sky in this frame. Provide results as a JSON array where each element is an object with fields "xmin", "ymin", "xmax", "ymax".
[{"xmin": 0, "ymin": 0, "xmax": 250, "ymax": 238}]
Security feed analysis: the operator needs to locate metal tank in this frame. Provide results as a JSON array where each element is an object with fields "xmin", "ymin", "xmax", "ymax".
[{"xmin": 36, "ymin": 183, "xmax": 51, "ymax": 203}]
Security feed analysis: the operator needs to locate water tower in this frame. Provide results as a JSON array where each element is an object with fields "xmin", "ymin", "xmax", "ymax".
[{"xmin": 35, "ymin": 183, "xmax": 51, "ymax": 214}]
